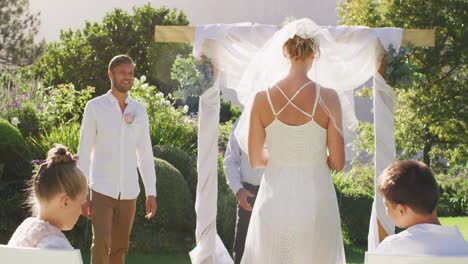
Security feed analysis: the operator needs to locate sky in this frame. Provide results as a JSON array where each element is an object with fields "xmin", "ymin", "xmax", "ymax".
[{"xmin": 28, "ymin": 0, "xmax": 339, "ymax": 42}]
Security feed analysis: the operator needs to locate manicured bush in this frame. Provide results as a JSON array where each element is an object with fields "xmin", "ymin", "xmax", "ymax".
[
  {"xmin": 336, "ymin": 186, "xmax": 373, "ymax": 246},
  {"xmin": 217, "ymin": 189, "xmax": 237, "ymax": 254},
  {"xmin": 131, "ymin": 158, "xmax": 195, "ymax": 253},
  {"xmin": 0, "ymin": 192, "xmax": 29, "ymax": 244},
  {"xmin": 0, "ymin": 118, "xmax": 31, "ymax": 197},
  {"xmin": 152, "ymin": 145, "xmax": 197, "ymax": 199},
  {"xmin": 333, "ymin": 167, "xmax": 374, "ymax": 246}
]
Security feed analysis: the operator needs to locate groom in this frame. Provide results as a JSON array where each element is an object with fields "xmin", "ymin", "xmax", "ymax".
[{"xmin": 78, "ymin": 54, "xmax": 157, "ymax": 264}]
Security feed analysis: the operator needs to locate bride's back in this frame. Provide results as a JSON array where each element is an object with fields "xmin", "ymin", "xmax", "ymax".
[{"xmin": 258, "ymin": 78, "xmax": 329, "ymax": 130}]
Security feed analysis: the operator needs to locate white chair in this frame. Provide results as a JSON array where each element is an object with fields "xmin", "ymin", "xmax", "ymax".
[
  {"xmin": 365, "ymin": 252, "xmax": 468, "ymax": 264},
  {"xmin": 0, "ymin": 245, "xmax": 83, "ymax": 264}
]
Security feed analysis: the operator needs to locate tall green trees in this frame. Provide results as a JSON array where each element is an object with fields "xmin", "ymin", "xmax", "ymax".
[
  {"xmin": 339, "ymin": 0, "xmax": 467, "ymax": 168},
  {"xmin": 0, "ymin": 0, "xmax": 45, "ymax": 68},
  {"xmin": 33, "ymin": 4, "xmax": 191, "ymax": 95}
]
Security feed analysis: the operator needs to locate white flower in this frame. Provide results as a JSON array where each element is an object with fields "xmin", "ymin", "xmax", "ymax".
[
  {"xmin": 182, "ymin": 105, "xmax": 189, "ymax": 113},
  {"xmin": 164, "ymin": 100, "xmax": 171, "ymax": 106},
  {"xmin": 11, "ymin": 117, "xmax": 20, "ymax": 127},
  {"xmin": 140, "ymin": 75, "xmax": 146, "ymax": 82}
]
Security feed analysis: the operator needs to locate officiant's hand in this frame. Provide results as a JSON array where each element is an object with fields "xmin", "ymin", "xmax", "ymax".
[
  {"xmin": 236, "ymin": 188, "xmax": 254, "ymax": 211},
  {"xmin": 145, "ymin": 195, "xmax": 157, "ymax": 220}
]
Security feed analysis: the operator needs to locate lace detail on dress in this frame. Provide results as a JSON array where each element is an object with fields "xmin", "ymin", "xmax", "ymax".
[{"xmin": 7, "ymin": 217, "xmax": 70, "ymax": 249}]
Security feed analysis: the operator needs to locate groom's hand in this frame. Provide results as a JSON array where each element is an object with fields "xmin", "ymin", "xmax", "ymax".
[
  {"xmin": 145, "ymin": 195, "xmax": 157, "ymax": 220},
  {"xmin": 236, "ymin": 188, "xmax": 254, "ymax": 212}
]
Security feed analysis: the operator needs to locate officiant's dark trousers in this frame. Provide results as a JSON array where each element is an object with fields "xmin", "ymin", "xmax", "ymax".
[{"xmin": 233, "ymin": 182, "xmax": 260, "ymax": 264}]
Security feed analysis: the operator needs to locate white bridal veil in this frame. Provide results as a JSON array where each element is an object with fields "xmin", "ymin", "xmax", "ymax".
[{"xmin": 234, "ymin": 18, "xmax": 384, "ymax": 155}]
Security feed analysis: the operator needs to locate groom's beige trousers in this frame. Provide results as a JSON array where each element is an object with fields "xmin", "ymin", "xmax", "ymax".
[{"xmin": 91, "ymin": 190, "xmax": 137, "ymax": 264}]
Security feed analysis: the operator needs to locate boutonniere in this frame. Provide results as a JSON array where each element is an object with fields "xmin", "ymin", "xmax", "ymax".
[{"xmin": 123, "ymin": 112, "xmax": 134, "ymax": 124}]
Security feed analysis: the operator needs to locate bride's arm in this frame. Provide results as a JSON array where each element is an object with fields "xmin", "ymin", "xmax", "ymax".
[
  {"xmin": 249, "ymin": 92, "xmax": 269, "ymax": 168},
  {"xmin": 325, "ymin": 90, "xmax": 345, "ymax": 171}
]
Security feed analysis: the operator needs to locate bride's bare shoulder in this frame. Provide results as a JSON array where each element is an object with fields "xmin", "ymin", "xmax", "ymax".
[
  {"xmin": 252, "ymin": 90, "xmax": 269, "ymax": 106},
  {"xmin": 318, "ymin": 86, "xmax": 339, "ymax": 104}
]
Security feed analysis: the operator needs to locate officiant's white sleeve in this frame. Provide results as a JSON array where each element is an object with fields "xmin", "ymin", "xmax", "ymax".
[
  {"xmin": 135, "ymin": 107, "xmax": 157, "ymax": 197},
  {"xmin": 77, "ymin": 102, "xmax": 96, "ymax": 182},
  {"xmin": 223, "ymin": 131, "xmax": 243, "ymax": 194}
]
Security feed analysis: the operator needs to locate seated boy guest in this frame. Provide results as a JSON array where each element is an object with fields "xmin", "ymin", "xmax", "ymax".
[
  {"xmin": 8, "ymin": 144, "xmax": 88, "ymax": 249},
  {"xmin": 375, "ymin": 160, "xmax": 468, "ymax": 256}
]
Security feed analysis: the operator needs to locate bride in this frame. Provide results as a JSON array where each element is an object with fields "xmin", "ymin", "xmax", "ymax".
[{"xmin": 239, "ymin": 19, "xmax": 346, "ymax": 264}]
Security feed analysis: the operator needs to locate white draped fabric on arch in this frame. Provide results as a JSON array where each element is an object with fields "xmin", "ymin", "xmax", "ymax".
[{"xmin": 187, "ymin": 19, "xmax": 402, "ymax": 264}]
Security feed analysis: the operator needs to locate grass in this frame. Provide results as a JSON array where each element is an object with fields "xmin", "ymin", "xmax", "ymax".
[
  {"xmin": 79, "ymin": 216, "xmax": 467, "ymax": 264},
  {"xmin": 440, "ymin": 216, "xmax": 468, "ymax": 239},
  {"xmin": 80, "ymin": 250, "xmax": 191, "ymax": 264}
]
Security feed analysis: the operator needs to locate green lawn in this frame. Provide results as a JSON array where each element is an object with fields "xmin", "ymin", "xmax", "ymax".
[
  {"xmin": 440, "ymin": 216, "xmax": 468, "ymax": 239},
  {"xmin": 81, "ymin": 251, "xmax": 190, "ymax": 264},
  {"xmin": 80, "ymin": 216, "xmax": 467, "ymax": 264}
]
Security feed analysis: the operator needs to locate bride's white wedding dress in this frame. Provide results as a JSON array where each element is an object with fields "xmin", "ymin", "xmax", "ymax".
[{"xmin": 241, "ymin": 82, "xmax": 346, "ymax": 264}]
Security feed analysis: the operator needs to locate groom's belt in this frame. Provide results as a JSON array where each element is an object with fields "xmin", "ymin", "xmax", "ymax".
[{"xmin": 242, "ymin": 182, "xmax": 260, "ymax": 192}]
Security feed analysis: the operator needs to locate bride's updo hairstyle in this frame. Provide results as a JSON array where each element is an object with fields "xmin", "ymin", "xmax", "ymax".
[
  {"xmin": 28, "ymin": 144, "xmax": 87, "ymax": 215},
  {"xmin": 283, "ymin": 35, "xmax": 318, "ymax": 61}
]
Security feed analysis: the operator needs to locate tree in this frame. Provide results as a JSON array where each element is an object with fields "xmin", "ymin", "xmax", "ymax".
[
  {"xmin": 32, "ymin": 4, "xmax": 191, "ymax": 96},
  {"xmin": 339, "ymin": 0, "xmax": 468, "ymax": 169},
  {"xmin": 0, "ymin": 0, "xmax": 45, "ymax": 69}
]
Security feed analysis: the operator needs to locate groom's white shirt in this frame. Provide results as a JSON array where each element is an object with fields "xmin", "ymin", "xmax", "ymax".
[
  {"xmin": 77, "ymin": 90, "xmax": 156, "ymax": 200},
  {"xmin": 375, "ymin": 223, "xmax": 468, "ymax": 256}
]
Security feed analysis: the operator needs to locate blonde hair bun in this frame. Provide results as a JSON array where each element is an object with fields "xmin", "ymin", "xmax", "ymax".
[{"xmin": 47, "ymin": 144, "xmax": 75, "ymax": 166}]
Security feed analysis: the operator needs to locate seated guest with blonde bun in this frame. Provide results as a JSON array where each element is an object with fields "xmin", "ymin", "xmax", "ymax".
[{"xmin": 8, "ymin": 144, "xmax": 88, "ymax": 249}]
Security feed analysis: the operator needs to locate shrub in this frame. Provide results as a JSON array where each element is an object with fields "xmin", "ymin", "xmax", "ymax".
[
  {"xmin": 220, "ymin": 99, "xmax": 241, "ymax": 124},
  {"xmin": 152, "ymin": 145, "xmax": 197, "ymax": 199},
  {"xmin": 218, "ymin": 120, "xmax": 234, "ymax": 155},
  {"xmin": 0, "ymin": 192, "xmax": 29, "ymax": 244},
  {"xmin": 217, "ymin": 189, "xmax": 237, "ymax": 254},
  {"xmin": 130, "ymin": 77, "xmax": 198, "ymax": 156},
  {"xmin": 36, "ymin": 84, "xmax": 94, "ymax": 129},
  {"xmin": 0, "ymin": 118, "xmax": 31, "ymax": 197},
  {"xmin": 336, "ymin": 186, "xmax": 373, "ymax": 246},
  {"xmin": 436, "ymin": 163, "xmax": 468, "ymax": 216},
  {"xmin": 27, "ymin": 122, "xmax": 81, "ymax": 160},
  {"xmin": 131, "ymin": 158, "xmax": 195, "ymax": 253},
  {"xmin": 333, "ymin": 166, "xmax": 374, "ymax": 246},
  {"xmin": 2, "ymin": 102, "xmax": 40, "ymax": 137}
]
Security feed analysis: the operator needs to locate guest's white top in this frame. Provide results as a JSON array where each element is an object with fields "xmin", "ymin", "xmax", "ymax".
[
  {"xmin": 8, "ymin": 217, "xmax": 73, "ymax": 249},
  {"xmin": 223, "ymin": 122, "xmax": 263, "ymax": 194},
  {"xmin": 77, "ymin": 90, "xmax": 157, "ymax": 199},
  {"xmin": 376, "ymin": 223, "xmax": 468, "ymax": 256}
]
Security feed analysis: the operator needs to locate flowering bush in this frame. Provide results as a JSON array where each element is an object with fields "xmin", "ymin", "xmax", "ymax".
[
  {"xmin": 130, "ymin": 76, "xmax": 198, "ymax": 155},
  {"xmin": 36, "ymin": 84, "xmax": 94, "ymax": 128},
  {"xmin": 171, "ymin": 54, "xmax": 215, "ymax": 101}
]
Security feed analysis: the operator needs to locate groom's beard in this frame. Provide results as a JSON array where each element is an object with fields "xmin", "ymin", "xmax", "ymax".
[{"xmin": 112, "ymin": 77, "xmax": 133, "ymax": 93}]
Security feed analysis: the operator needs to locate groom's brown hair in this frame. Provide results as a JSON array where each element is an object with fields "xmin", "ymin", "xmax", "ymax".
[
  {"xmin": 108, "ymin": 54, "xmax": 135, "ymax": 71},
  {"xmin": 378, "ymin": 160, "xmax": 440, "ymax": 215}
]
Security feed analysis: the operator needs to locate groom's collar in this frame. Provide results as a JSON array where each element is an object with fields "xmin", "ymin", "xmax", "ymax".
[{"xmin": 105, "ymin": 90, "xmax": 131, "ymax": 105}]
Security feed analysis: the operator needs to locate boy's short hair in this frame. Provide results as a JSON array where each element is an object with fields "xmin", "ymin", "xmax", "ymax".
[
  {"xmin": 378, "ymin": 160, "xmax": 440, "ymax": 215},
  {"xmin": 108, "ymin": 54, "xmax": 135, "ymax": 71}
]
